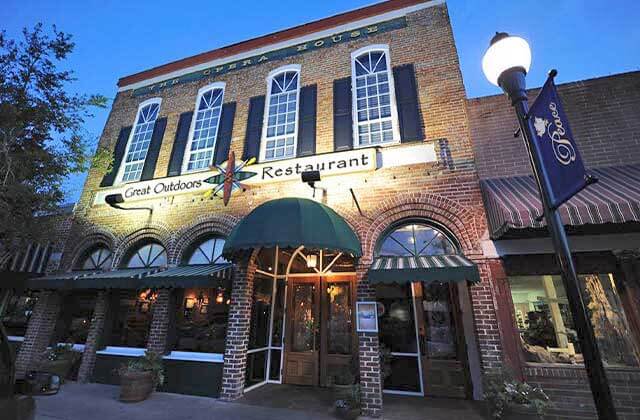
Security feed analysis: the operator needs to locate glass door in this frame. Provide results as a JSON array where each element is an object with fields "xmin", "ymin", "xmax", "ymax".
[{"xmin": 283, "ymin": 277, "xmax": 320, "ymax": 385}]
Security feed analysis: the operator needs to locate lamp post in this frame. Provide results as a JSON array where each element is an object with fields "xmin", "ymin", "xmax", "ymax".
[{"xmin": 482, "ymin": 33, "xmax": 617, "ymax": 420}]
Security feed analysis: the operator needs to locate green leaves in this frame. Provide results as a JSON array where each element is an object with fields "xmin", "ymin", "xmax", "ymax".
[{"xmin": 0, "ymin": 24, "xmax": 108, "ymax": 252}]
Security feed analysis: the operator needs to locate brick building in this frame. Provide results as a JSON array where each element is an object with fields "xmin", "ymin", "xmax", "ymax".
[{"xmin": 3, "ymin": 0, "xmax": 640, "ymax": 418}]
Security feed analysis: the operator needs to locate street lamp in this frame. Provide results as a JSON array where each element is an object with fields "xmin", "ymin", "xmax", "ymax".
[{"xmin": 482, "ymin": 33, "xmax": 617, "ymax": 420}]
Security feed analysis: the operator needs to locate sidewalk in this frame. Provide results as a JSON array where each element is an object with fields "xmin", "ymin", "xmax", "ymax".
[{"xmin": 34, "ymin": 382, "xmax": 334, "ymax": 420}]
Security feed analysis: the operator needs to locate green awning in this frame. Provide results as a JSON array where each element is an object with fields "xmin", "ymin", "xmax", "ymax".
[
  {"xmin": 223, "ymin": 197, "xmax": 362, "ymax": 257},
  {"xmin": 75, "ymin": 268, "xmax": 160, "ymax": 289},
  {"xmin": 141, "ymin": 264, "xmax": 232, "ymax": 288},
  {"xmin": 368, "ymin": 255, "xmax": 480, "ymax": 285},
  {"xmin": 23, "ymin": 270, "xmax": 98, "ymax": 290}
]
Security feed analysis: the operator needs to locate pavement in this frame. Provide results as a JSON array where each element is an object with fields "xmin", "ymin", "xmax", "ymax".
[{"xmin": 34, "ymin": 382, "xmax": 487, "ymax": 420}]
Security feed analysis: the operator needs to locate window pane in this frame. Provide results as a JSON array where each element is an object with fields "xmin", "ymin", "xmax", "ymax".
[
  {"xmin": 421, "ymin": 283, "xmax": 457, "ymax": 359},
  {"xmin": 327, "ymin": 282, "xmax": 352, "ymax": 354},
  {"xmin": 271, "ymin": 279, "xmax": 286, "ymax": 346},
  {"xmin": 269, "ymin": 349, "xmax": 282, "ymax": 381},
  {"xmin": 107, "ymin": 290, "xmax": 152, "ymax": 348},
  {"xmin": 377, "ymin": 283, "xmax": 417, "ymax": 353},
  {"xmin": 123, "ymin": 102, "xmax": 160, "ymax": 182},
  {"xmin": 125, "ymin": 243, "xmax": 167, "ymax": 268},
  {"xmin": 291, "ymin": 283, "xmax": 316, "ymax": 352},
  {"xmin": 52, "ymin": 292, "xmax": 97, "ymax": 344},
  {"xmin": 173, "ymin": 287, "xmax": 230, "ymax": 353},
  {"xmin": 509, "ymin": 274, "xmax": 639, "ymax": 366},
  {"xmin": 2, "ymin": 293, "xmax": 38, "ymax": 337},
  {"xmin": 249, "ymin": 275, "xmax": 273, "ymax": 349},
  {"xmin": 264, "ymin": 71, "xmax": 299, "ymax": 161}
]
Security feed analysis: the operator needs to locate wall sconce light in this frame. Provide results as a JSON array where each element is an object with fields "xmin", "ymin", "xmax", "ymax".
[
  {"xmin": 105, "ymin": 193, "xmax": 153, "ymax": 214},
  {"xmin": 215, "ymin": 290, "xmax": 224, "ymax": 304},
  {"xmin": 306, "ymin": 254, "xmax": 318, "ymax": 268}
]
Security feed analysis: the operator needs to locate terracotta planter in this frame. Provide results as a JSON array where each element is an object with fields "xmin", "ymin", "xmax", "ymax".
[
  {"xmin": 119, "ymin": 370, "xmax": 154, "ymax": 402},
  {"xmin": 334, "ymin": 405, "xmax": 360, "ymax": 420}
]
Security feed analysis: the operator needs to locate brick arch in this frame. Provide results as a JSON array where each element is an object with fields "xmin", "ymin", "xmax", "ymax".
[
  {"xmin": 343, "ymin": 193, "xmax": 480, "ymax": 262},
  {"xmin": 67, "ymin": 229, "xmax": 117, "ymax": 270},
  {"xmin": 171, "ymin": 214, "xmax": 240, "ymax": 265},
  {"xmin": 112, "ymin": 223, "xmax": 173, "ymax": 268}
]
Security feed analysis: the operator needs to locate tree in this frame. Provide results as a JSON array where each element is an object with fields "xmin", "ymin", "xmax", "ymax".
[{"xmin": 0, "ymin": 24, "xmax": 107, "ymax": 266}]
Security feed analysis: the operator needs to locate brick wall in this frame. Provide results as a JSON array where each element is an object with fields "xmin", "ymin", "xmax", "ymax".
[
  {"xmin": 524, "ymin": 365, "xmax": 640, "ymax": 420},
  {"xmin": 147, "ymin": 289, "xmax": 171, "ymax": 354},
  {"xmin": 468, "ymin": 71, "xmax": 640, "ymax": 180},
  {"xmin": 14, "ymin": 291, "xmax": 62, "ymax": 378},
  {"xmin": 77, "ymin": 291, "xmax": 108, "ymax": 383}
]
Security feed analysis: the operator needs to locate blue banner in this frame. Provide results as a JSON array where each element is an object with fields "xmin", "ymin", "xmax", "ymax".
[{"xmin": 528, "ymin": 74, "xmax": 595, "ymax": 209}]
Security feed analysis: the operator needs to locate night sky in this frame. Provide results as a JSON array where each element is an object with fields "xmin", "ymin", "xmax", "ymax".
[{"xmin": 3, "ymin": 0, "xmax": 639, "ymax": 203}]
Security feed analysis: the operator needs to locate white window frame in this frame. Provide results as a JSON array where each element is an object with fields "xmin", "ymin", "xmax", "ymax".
[
  {"xmin": 259, "ymin": 64, "xmax": 301, "ymax": 162},
  {"xmin": 350, "ymin": 44, "xmax": 401, "ymax": 149},
  {"xmin": 182, "ymin": 82, "xmax": 226, "ymax": 174},
  {"xmin": 116, "ymin": 97, "xmax": 162, "ymax": 184}
]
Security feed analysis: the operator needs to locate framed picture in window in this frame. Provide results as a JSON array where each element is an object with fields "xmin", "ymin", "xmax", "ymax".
[{"xmin": 356, "ymin": 302, "xmax": 378, "ymax": 332}]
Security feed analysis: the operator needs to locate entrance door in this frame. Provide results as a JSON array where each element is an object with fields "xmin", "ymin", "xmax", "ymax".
[
  {"xmin": 415, "ymin": 282, "xmax": 469, "ymax": 398},
  {"xmin": 284, "ymin": 276, "xmax": 355, "ymax": 386}
]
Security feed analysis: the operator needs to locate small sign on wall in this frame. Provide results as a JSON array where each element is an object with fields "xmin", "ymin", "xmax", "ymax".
[{"xmin": 356, "ymin": 301, "xmax": 379, "ymax": 333}]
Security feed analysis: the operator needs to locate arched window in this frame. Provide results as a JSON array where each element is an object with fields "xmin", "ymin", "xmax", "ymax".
[
  {"xmin": 120, "ymin": 98, "xmax": 162, "ymax": 183},
  {"xmin": 183, "ymin": 83, "xmax": 225, "ymax": 172},
  {"xmin": 377, "ymin": 222, "xmax": 457, "ymax": 257},
  {"xmin": 351, "ymin": 45, "xmax": 399, "ymax": 147},
  {"xmin": 124, "ymin": 242, "xmax": 167, "ymax": 268},
  {"xmin": 184, "ymin": 237, "xmax": 228, "ymax": 265},
  {"xmin": 261, "ymin": 66, "xmax": 300, "ymax": 161},
  {"xmin": 78, "ymin": 246, "xmax": 113, "ymax": 270}
]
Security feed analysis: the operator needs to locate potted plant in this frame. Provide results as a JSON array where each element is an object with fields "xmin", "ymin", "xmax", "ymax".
[
  {"xmin": 37, "ymin": 343, "xmax": 79, "ymax": 382},
  {"xmin": 117, "ymin": 351, "xmax": 164, "ymax": 402},
  {"xmin": 484, "ymin": 372, "xmax": 549, "ymax": 419},
  {"xmin": 334, "ymin": 397, "xmax": 360, "ymax": 420}
]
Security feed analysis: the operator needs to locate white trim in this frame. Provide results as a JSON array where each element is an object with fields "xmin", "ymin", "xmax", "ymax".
[
  {"xmin": 7, "ymin": 336, "xmax": 24, "ymax": 342},
  {"xmin": 181, "ymin": 82, "xmax": 227, "ymax": 174},
  {"xmin": 410, "ymin": 282, "xmax": 425, "ymax": 396},
  {"xmin": 350, "ymin": 44, "xmax": 401, "ymax": 148},
  {"xmin": 95, "ymin": 346, "xmax": 146, "ymax": 357},
  {"xmin": 356, "ymin": 301, "xmax": 379, "ymax": 332},
  {"xmin": 243, "ymin": 380, "xmax": 268, "ymax": 393},
  {"xmin": 55, "ymin": 343, "xmax": 86, "ymax": 353},
  {"xmin": 260, "ymin": 65, "xmax": 301, "ymax": 162},
  {"xmin": 115, "ymin": 98, "xmax": 162, "ymax": 185},
  {"xmin": 118, "ymin": 1, "xmax": 445, "ymax": 92},
  {"xmin": 163, "ymin": 351, "xmax": 223, "ymax": 363},
  {"xmin": 382, "ymin": 389, "xmax": 424, "ymax": 396},
  {"xmin": 247, "ymin": 346, "xmax": 270, "ymax": 354}
]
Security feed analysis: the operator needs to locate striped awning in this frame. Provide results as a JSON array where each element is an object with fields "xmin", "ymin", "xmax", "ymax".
[
  {"xmin": 21, "ymin": 270, "xmax": 98, "ymax": 290},
  {"xmin": 141, "ymin": 263, "xmax": 233, "ymax": 288},
  {"xmin": 368, "ymin": 255, "xmax": 480, "ymax": 285},
  {"xmin": 75, "ymin": 268, "xmax": 160, "ymax": 289},
  {"xmin": 481, "ymin": 164, "xmax": 640, "ymax": 239}
]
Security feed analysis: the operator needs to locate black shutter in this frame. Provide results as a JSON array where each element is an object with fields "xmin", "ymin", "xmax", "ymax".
[
  {"xmin": 297, "ymin": 85, "xmax": 317, "ymax": 157},
  {"xmin": 243, "ymin": 95, "xmax": 265, "ymax": 161},
  {"xmin": 100, "ymin": 126, "xmax": 132, "ymax": 187},
  {"xmin": 213, "ymin": 102, "xmax": 236, "ymax": 165},
  {"xmin": 167, "ymin": 111, "xmax": 193, "ymax": 177},
  {"xmin": 393, "ymin": 64, "xmax": 423, "ymax": 143},
  {"xmin": 140, "ymin": 117, "xmax": 167, "ymax": 181},
  {"xmin": 333, "ymin": 77, "xmax": 353, "ymax": 151}
]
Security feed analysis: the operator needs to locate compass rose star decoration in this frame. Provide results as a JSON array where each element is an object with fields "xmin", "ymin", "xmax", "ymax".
[{"xmin": 203, "ymin": 150, "xmax": 257, "ymax": 206}]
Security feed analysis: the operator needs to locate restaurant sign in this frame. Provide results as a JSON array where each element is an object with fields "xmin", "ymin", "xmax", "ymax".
[
  {"xmin": 130, "ymin": 17, "xmax": 407, "ymax": 96},
  {"xmin": 94, "ymin": 147, "xmax": 378, "ymax": 205}
]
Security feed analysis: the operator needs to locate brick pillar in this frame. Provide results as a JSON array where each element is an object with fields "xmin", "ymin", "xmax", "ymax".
[
  {"xmin": 15, "ymin": 291, "xmax": 62, "ymax": 379},
  {"xmin": 356, "ymin": 262, "xmax": 383, "ymax": 418},
  {"xmin": 147, "ymin": 289, "xmax": 171, "ymax": 354},
  {"xmin": 77, "ymin": 291, "xmax": 108, "ymax": 383},
  {"xmin": 220, "ymin": 252, "xmax": 256, "ymax": 401}
]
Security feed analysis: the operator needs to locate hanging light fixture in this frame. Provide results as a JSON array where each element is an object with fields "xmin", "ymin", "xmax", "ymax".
[{"xmin": 306, "ymin": 254, "xmax": 318, "ymax": 268}]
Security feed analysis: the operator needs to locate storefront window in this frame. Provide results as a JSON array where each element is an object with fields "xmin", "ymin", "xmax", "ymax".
[
  {"xmin": 509, "ymin": 274, "xmax": 640, "ymax": 366},
  {"xmin": 421, "ymin": 282, "xmax": 458, "ymax": 360},
  {"xmin": 2, "ymin": 293, "xmax": 38, "ymax": 337},
  {"xmin": 52, "ymin": 292, "xmax": 97, "ymax": 345},
  {"xmin": 246, "ymin": 273, "xmax": 274, "ymax": 387},
  {"xmin": 378, "ymin": 223, "xmax": 456, "ymax": 257},
  {"xmin": 106, "ymin": 289, "xmax": 153, "ymax": 348},
  {"xmin": 172, "ymin": 287, "xmax": 230, "ymax": 353}
]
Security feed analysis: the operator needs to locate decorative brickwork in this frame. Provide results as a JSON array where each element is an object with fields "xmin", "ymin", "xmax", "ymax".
[
  {"xmin": 111, "ymin": 224, "xmax": 172, "ymax": 268},
  {"xmin": 220, "ymin": 251, "xmax": 257, "ymax": 400},
  {"xmin": 14, "ymin": 291, "xmax": 62, "ymax": 378},
  {"xmin": 147, "ymin": 289, "xmax": 172, "ymax": 354},
  {"xmin": 64, "ymin": 231, "xmax": 116, "ymax": 271},
  {"xmin": 77, "ymin": 291, "xmax": 108, "ymax": 383},
  {"xmin": 170, "ymin": 214, "xmax": 240, "ymax": 265},
  {"xmin": 355, "ymin": 263, "xmax": 383, "ymax": 418}
]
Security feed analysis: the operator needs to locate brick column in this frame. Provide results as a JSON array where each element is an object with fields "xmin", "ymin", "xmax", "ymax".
[
  {"xmin": 77, "ymin": 291, "xmax": 108, "ymax": 383},
  {"xmin": 147, "ymin": 289, "xmax": 172, "ymax": 354},
  {"xmin": 220, "ymin": 252, "xmax": 256, "ymax": 401},
  {"xmin": 15, "ymin": 291, "xmax": 62, "ymax": 379},
  {"xmin": 356, "ymin": 262, "xmax": 383, "ymax": 418}
]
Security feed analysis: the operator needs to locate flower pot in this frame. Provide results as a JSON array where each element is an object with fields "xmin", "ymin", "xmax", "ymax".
[
  {"xmin": 334, "ymin": 405, "xmax": 360, "ymax": 420},
  {"xmin": 119, "ymin": 370, "xmax": 154, "ymax": 402}
]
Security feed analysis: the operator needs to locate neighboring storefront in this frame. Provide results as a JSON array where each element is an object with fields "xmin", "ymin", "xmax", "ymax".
[
  {"xmin": 2, "ymin": 0, "xmax": 639, "ymax": 418},
  {"xmin": 469, "ymin": 70, "xmax": 640, "ymax": 418}
]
